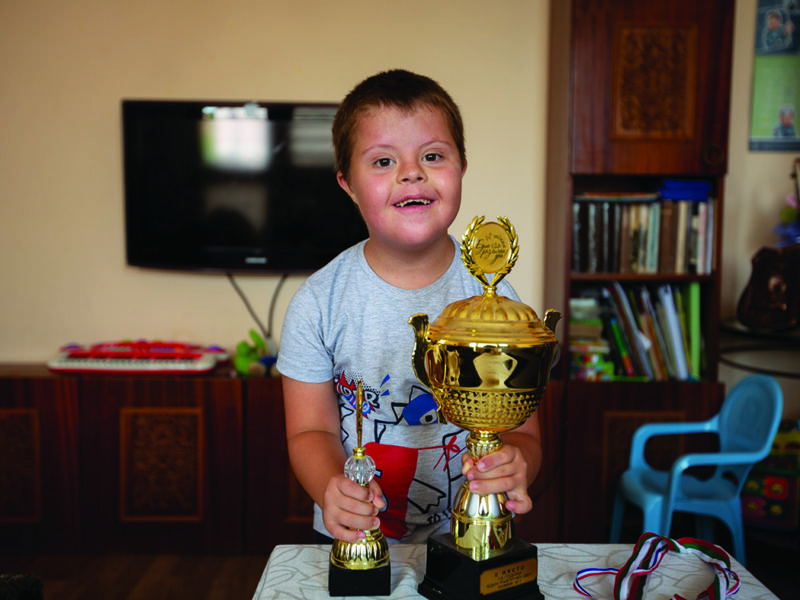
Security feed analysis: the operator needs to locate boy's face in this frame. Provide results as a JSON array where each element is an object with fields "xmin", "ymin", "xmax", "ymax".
[{"xmin": 337, "ymin": 105, "xmax": 466, "ymax": 256}]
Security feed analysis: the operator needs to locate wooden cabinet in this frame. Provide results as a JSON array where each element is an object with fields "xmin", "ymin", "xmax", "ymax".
[
  {"xmin": 0, "ymin": 366, "xmax": 568, "ymax": 551},
  {"xmin": 514, "ymin": 381, "xmax": 565, "ymax": 543},
  {"xmin": 548, "ymin": 0, "xmax": 735, "ymax": 384},
  {"xmin": 0, "ymin": 365, "xmax": 313, "ymax": 554},
  {"xmin": 245, "ymin": 377, "xmax": 314, "ymax": 553},
  {"xmin": 0, "ymin": 367, "xmax": 80, "ymax": 553},
  {"xmin": 546, "ymin": 0, "xmax": 734, "ymax": 381},
  {"xmin": 541, "ymin": 0, "xmax": 734, "ymax": 542},
  {"xmin": 570, "ymin": 0, "xmax": 734, "ymax": 176},
  {"xmin": 79, "ymin": 375, "xmax": 244, "ymax": 553},
  {"xmin": 560, "ymin": 381, "xmax": 723, "ymax": 542}
]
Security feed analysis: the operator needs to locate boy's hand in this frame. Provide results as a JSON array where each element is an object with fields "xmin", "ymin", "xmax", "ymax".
[
  {"xmin": 461, "ymin": 444, "xmax": 532, "ymax": 514},
  {"xmin": 322, "ymin": 474, "xmax": 386, "ymax": 543}
]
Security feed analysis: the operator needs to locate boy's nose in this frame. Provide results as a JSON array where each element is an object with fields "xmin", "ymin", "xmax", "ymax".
[{"xmin": 398, "ymin": 161, "xmax": 425, "ymax": 183}]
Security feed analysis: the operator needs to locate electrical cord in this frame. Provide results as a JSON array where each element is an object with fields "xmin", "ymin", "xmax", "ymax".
[{"xmin": 226, "ymin": 272, "xmax": 288, "ymax": 355}]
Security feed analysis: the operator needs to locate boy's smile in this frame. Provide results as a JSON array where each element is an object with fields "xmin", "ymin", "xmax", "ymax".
[{"xmin": 337, "ymin": 105, "xmax": 466, "ymax": 262}]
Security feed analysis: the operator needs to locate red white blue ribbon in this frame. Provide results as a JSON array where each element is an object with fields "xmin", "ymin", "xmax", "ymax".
[{"xmin": 573, "ymin": 532, "xmax": 741, "ymax": 600}]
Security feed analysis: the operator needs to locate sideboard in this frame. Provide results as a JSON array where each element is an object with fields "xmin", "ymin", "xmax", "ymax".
[{"xmin": 0, "ymin": 365, "xmax": 720, "ymax": 554}]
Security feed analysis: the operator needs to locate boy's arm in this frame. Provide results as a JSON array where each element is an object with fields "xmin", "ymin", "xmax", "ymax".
[
  {"xmin": 461, "ymin": 412, "xmax": 543, "ymax": 515},
  {"xmin": 283, "ymin": 376, "xmax": 383, "ymax": 542}
]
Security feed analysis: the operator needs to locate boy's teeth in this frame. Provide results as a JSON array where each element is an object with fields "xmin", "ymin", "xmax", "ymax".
[{"xmin": 396, "ymin": 198, "xmax": 431, "ymax": 207}]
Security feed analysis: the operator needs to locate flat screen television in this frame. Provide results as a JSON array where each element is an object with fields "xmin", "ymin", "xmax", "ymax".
[{"xmin": 122, "ymin": 99, "xmax": 368, "ymax": 273}]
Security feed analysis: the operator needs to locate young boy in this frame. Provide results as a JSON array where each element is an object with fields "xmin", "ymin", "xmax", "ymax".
[{"xmin": 277, "ymin": 69, "xmax": 542, "ymax": 545}]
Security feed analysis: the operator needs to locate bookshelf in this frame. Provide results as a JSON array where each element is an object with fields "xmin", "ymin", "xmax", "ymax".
[
  {"xmin": 546, "ymin": 0, "xmax": 735, "ymax": 385},
  {"xmin": 540, "ymin": 0, "xmax": 733, "ymax": 541}
]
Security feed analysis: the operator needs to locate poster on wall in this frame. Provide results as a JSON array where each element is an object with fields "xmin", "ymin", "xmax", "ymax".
[{"xmin": 749, "ymin": 0, "xmax": 800, "ymax": 151}]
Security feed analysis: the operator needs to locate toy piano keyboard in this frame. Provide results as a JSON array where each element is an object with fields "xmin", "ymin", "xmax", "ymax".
[{"xmin": 47, "ymin": 341, "xmax": 228, "ymax": 375}]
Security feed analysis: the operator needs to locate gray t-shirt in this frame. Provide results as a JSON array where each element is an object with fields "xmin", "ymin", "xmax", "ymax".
[{"xmin": 277, "ymin": 236, "xmax": 518, "ymax": 543}]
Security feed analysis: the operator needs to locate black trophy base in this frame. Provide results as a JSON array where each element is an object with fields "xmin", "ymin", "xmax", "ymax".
[
  {"xmin": 328, "ymin": 562, "xmax": 391, "ymax": 597},
  {"xmin": 418, "ymin": 533, "xmax": 544, "ymax": 600}
]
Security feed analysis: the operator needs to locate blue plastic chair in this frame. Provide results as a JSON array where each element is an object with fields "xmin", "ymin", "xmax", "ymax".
[{"xmin": 609, "ymin": 374, "xmax": 783, "ymax": 566}]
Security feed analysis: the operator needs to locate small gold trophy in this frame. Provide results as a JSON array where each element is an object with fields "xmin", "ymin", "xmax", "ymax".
[
  {"xmin": 328, "ymin": 380, "xmax": 391, "ymax": 596},
  {"xmin": 409, "ymin": 216, "xmax": 560, "ymax": 600}
]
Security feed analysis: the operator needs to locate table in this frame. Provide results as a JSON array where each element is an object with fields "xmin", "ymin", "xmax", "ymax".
[
  {"xmin": 719, "ymin": 318, "xmax": 800, "ymax": 380},
  {"xmin": 252, "ymin": 543, "xmax": 778, "ymax": 599}
]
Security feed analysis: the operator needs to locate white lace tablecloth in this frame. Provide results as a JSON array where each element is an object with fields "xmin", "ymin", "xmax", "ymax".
[{"xmin": 252, "ymin": 543, "xmax": 778, "ymax": 599}]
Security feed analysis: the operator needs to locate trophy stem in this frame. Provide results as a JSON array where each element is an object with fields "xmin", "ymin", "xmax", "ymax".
[
  {"xmin": 451, "ymin": 481, "xmax": 513, "ymax": 560},
  {"xmin": 328, "ymin": 380, "xmax": 391, "ymax": 596},
  {"xmin": 466, "ymin": 430, "xmax": 503, "ymax": 460}
]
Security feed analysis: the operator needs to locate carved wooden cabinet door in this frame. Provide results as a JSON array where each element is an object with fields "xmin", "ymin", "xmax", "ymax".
[
  {"xmin": 0, "ymin": 371, "xmax": 80, "ymax": 553},
  {"xmin": 79, "ymin": 376, "xmax": 244, "ymax": 553},
  {"xmin": 570, "ymin": 0, "xmax": 734, "ymax": 175}
]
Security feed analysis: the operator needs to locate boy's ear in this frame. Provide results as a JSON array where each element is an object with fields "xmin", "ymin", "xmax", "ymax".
[
  {"xmin": 461, "ymin": 158, "xmax": 468, "ymax": 177},
  {"xmin": 337, "ymin": 171, "xmax": 356, "ymax": 201}
]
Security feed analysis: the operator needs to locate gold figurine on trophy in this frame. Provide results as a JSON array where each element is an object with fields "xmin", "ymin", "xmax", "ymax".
[
  {"xmin": 409, "ymin": 216, "xmax": 560, "ymax": 600},
  {"xmin": 328, "ymin": 380, "xmax": 391, "ymax": 596}
]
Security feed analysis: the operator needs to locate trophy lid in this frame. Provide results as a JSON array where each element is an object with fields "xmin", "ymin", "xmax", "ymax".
[{"xmin": 427, "ymin": 217, "xmax": 558, "ymax": 347}]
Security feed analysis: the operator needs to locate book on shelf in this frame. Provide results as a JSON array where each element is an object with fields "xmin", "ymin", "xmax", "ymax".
[
  {"xmin": 672, "ymin": 285, "xmax": 694, "ymax": 379},
  {"xmin": 570, "ymin": 283, "xmax": 704, "ymax": 382},
  {"xmin": 658, "ymin": 200, "xmax": 677, "ymax": 274},
  {"xmin": 571, "ymin": 183, "xmax": 714, "ymax": 276},
  {"xmin": 609, "ymin": 282, "xmax": 654, "ymax": 379},
  {"xmin": 656, "ymin": 284, "xmax": 689, "ymax": 380},
  {"xmin": 637, "ymin": 286, "xmax": 674, "ymax": 379},
  {"xmin": 600, "ymin": 285, "xmax": 646, "ymax": 377},
  {"xmin": 627, "ymin": 286, "xmax": 667, "ymax": 380},
  {"xmin": 570, "ymin": 318, "xmax": 604, "ymax": 339},
  {"xmin": 658, "ymin": 180, "xmax": 713, "ymax": 275},
  {"xmin": 674, "ymin": 200, "xmax": 690, "ymax": 273},
  {"xmin": 644, "ymin": 201, "xmax": 661, "ymax": 274},
  {"xmin": 618, "ymin": 205, "xmax": 632, "ymax": 274},
  {"xmin": 572, "ymin": 201, "xmax": 587, "ymax": 272},
  {"xmin": 686, "ymin": 281, "xmax": 702, "ymax": 379},
  {"xmin": 572, "ymin": 192, "xmax": 659, "ymax": 274},
  {"xmin": 568, "ymin": 296, "xmax": 615, "ymax": 381}
]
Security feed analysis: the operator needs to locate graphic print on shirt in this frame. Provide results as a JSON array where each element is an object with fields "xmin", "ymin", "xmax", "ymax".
[{"xmin": 334, "ymin": 369, "xmax": 467, "ymax": 539}]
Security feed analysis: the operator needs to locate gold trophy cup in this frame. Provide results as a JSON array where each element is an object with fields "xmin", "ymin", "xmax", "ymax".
[
  {"xmin": 409, "ymin": 216, "xmax": 560, "ymax": 600},
  {"xmin": 328, "ymin": 381, "xmax": 391, "ymax": 596}
]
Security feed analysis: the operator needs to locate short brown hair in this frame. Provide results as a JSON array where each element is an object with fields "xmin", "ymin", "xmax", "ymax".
[{"xmin": 332, "ymin": 69, "xmax": 466, "ymax": 181}]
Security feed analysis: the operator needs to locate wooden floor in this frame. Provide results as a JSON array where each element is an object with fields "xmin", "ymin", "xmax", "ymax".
[{"xmin": 1, "ymin": 554, "xmax": 271, "ymax": 600}]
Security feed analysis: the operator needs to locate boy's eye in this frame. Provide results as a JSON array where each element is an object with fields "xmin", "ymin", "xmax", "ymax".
[
  {"xmin": 375, "ymin": 158, "xmax": 394, "ymax": 168},
  {"xmin": 423, "ymin": 152, "xmax": 442, "ymax": 162}
]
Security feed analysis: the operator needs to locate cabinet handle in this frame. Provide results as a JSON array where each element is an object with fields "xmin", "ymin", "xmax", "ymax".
[{"xmin": 703, "ymin": 143, "xmax": 725, "ymax": 167}]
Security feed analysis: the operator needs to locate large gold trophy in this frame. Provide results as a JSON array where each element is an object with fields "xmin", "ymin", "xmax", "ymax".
[
  {"xmin": 328, "ymin": 381, "xmax": 391, "ymax": 596},
  {"xmin": 409, "ymin": 216, "xmax": 560, "ymax": 600}
]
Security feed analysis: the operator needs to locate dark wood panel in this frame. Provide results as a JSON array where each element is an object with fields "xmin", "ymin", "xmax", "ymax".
[
  {"xmin": 562, "ymin": 380, "xmax": 724, "ymax": 542},
  {"xmin": 244, "ymin": 377, "xmax": 314, "ymax": 553},
  {"xmin": 515, "ymin": 380, "xmax": 565, "ymax": 543},
  {"xmin": 0, "ymin": 375, "xmax": 80, "ymax": 552},
  {"xmin": 79, "ymin": 376, "xmax": 243, "ymax": 553},
  {"xmin": 570, "ymin": 0, "xmax": 734, "ymax": 175}
]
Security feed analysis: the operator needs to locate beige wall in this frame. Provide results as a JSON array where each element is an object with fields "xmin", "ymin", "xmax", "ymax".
[
  {"xmin": 1, "ymin": 0, "xmax": 795, "ymax": 369},
  {"xmin": 0, "ymin": 0, "xmax": 551, "ymax": 361},
  {"xmin": 724, "ymin": 0, "xmax": 799, "ymax": 420},
  {"xmin": 725, "ymin": 0, "xmax": 798, "ymax": 316}
]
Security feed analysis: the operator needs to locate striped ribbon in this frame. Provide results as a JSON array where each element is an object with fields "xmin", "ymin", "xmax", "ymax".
[{"xmin": 573, "ymin": 532, "xmax": 741, "ymax": 600}]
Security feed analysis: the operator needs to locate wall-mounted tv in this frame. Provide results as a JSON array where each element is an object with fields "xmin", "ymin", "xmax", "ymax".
[{"xmin": 122, "ymin": 99, "xmax": 368, "ymax": 273}]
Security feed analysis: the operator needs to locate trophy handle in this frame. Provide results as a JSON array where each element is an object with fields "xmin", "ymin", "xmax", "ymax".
[
  {"xmin": 409, "ymin": 313, "xmax": 432, "ymax": 389},
  {"xmin": 543, "ymin": 309, "xmax": 561, "ymax": 334}
]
